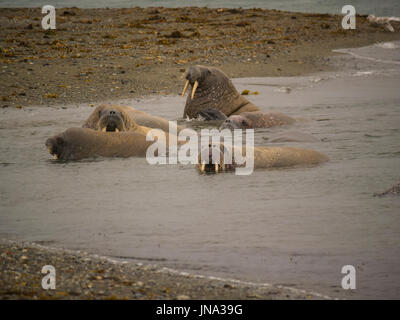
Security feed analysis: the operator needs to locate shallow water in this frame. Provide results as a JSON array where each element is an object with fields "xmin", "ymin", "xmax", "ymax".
[
  {"xmin": 3, "ymin": 0, "xmax": 400, "ymax": 17},
  {"xmin": 1, "ymin": 42, "xmax": 400, "ymax": 299}
]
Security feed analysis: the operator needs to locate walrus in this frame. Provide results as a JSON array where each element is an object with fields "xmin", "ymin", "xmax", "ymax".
[
  {"xmin": 220, "ymin": 111, "xmax": 295, "ymax": 130},
  {"xmin": 198, "ymin": 107, "xmax": 295, "ymax": 129},
  {"xmin": 181, "ymin": 65, "xmax": 259, "ymax": 119},
  {"xmin": 83, "ymin": 104, "xmax": 183, "ymax": 134},
  {"xmin": 196, "ymin": 143, "xmax": 328, "ymax": 173},
  {"xmin": 374, "ymin": 182, "xmax": 400, "ymax": 197},
  {"xmin": 45, "ymin": 128, "xmax": 165, "ymax": 160}
]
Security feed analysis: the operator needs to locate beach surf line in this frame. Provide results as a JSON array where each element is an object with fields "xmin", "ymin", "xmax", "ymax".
[{"xmin": 1, "ymin": 238, "xmax": 335, "ymax": 300}]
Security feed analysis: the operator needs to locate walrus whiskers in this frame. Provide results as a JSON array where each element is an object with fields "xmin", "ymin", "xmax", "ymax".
[
  {"xmin": 181, "ymin": 80, "xmax": 189, "ymax": 97},
  {"xmin": 191, "ymin": 81, "xmax": 198, "ymax": 99}
]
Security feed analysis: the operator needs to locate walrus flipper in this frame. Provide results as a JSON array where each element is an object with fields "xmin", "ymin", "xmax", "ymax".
[{"xmin": 199, "ymin": 108, "xmax": 228, "ymax": 121}]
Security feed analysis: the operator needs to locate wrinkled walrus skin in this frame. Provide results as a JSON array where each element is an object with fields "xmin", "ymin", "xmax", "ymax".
[
  {"xmin": 83, "ymin": 104, "xmax": 183, "ymax": 134},
  {"xmin": 196, "ymin": 143, "xmax": 328, "ymax": 173},
  {"xmin": 45, "ymin": 128, "xmax": 165, "ymax": 160},
  {"xmin": 182, "ymin": 65, "xmax": 259, "ymax": 119}
]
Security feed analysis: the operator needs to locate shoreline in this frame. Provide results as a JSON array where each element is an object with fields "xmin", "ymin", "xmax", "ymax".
[
  {"xmin": 1, "ymin": 7, "xmax": 400, "ymax": 109},
  {"xmin": 0, "ymin": 238, "xmax": 332, "ymax": 300}
]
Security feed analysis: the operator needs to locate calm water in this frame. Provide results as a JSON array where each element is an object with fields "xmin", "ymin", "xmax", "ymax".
[
  {"xmin": 1, "ymin": 0, "xmax": 400, "ymax": 16},
  {"xmin": 0, "ymin": 42, "xmax": 400, "ymax": 299}
]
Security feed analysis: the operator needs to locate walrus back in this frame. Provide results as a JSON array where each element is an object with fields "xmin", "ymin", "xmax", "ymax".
[
  {"xmin": 124, "ymin": 108, "xmax": 184, "ymax": 133},
  {"xmin": 240, "ymin": 112, "xmax": 295, "ymax": 127},
  {"xmin": 248, "ymin": 146, "xmax": 329, "ymax": 168},
  {"xmin": 63, "ymin": 128, "xmax": 160, "ymax": 159}
]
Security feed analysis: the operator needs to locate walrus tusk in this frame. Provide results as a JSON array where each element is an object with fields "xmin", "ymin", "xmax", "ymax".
[
  {"xmin": 191, "ymin": 81, "xmax": 198, "ymax": 99},
  {"xmin": 53, "ymin": 154, "xmax": 58, "ymax": 160},
  {"xmin": 215, "ymin": 163, "xmax": 219, "ymax": 173},
  {"xmin": 201, "ymin": 161, "xmax": 206, "ymax": 173},
  {"xmin": 182, "ymin": 80, "xmax": 189, "ymax": 97},
  {"xmin": 102, "ymin": 127, "xmax": 107, "ymax": 132},
  {"xmin": 115, "ymin": 128, "xmax": 119, "ymax": 133}
]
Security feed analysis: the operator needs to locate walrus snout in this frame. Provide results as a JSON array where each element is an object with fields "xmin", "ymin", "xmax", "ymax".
[
  {"xmin": 45, "ymin": 136, "xmax": 64, "ymax": 160},
  {"xmin": 220, "ymin": 116, "xmax": 249, "ymax": 130},
  {"xmin": 197, "ymin": 143, "xmax": 231, "ymax": 174},
  {"xmin": 98, "ymin": 110, "xmax": 125, "ymax": 132},
  {"xmin": 220, "ymin": 119, "xmax": 236, "ymax": 130},
  {"xmin": 182, "ymin": 65, "xmax": 212, "ymax": 99}
]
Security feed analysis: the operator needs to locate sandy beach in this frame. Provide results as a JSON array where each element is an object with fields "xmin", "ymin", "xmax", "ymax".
[{"xmin": 1, "ymin": 7, "xmax": 400, "ymax": 108}]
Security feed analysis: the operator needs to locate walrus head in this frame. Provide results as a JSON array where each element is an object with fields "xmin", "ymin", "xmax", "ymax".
[
  {"xmin": 220, "ymin": 115, "xmax": 251, "ymax": 130},
  {"xmin": 46, "ymin": 134, "xmax": 66, "ymax": 160},
  {"xmin": 197, "ymin": 143, "xmax": 236, "ymax": 174},
  {"xmin": 45, "ymin": 129, "xmax": 77, "ymax": 160},
  {"xmin": 45, "ymin": 128, "xmax": 103, "ymax": 160},
  {"xmin": 182, "ymin": 65, "xmax": 259, "ymax": 119},
  {"xmin": 83, "ymin": 105, "xmax": 138, "ymax": 132}
]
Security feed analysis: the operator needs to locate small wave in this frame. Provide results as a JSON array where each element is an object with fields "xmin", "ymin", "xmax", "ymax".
[
  {"xmin": 353, "ymin": 71, "xmax": 376, "ymax": 77},
  {"xmin": 0, "ymin": 163, "xmax": 15, "ymax": 167},
  {"xmin": 364, "ymin": 134, "xmax": 382, "ymax": 138},
  {"xmin": 274, "ymin": 87, "xmax": 292, "ymax": 93},
  {"xmin": 333, "ymin": 46, "xmax": 400, "ymax": 65},
  {"xmin": 375, "ymin": 42, "xmax": 400, "ymax": 49},
  {"xmin": 309, "ymin": 77, "xmax": 323, "ymax": 83}
]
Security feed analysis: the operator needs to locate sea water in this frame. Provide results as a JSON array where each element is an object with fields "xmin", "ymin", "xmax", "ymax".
[
  {"xmin": 0, "ymin": 41, "xmax": 399, "ymax": 299},
  {"xmin": 1, "ymin": 0, "xmax": 400, "ymax": 17}
]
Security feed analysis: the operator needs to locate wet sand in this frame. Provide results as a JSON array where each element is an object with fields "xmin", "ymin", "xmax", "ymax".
[{"xmin": 1, "ymin": 7, "xmax": 400, "ymax": 108}]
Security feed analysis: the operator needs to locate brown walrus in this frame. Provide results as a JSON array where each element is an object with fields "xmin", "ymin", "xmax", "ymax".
[
  {"xmin": 196, "ymin": 143, "xmax": 328, "ymax": 173},
  {"xmin": 45, "ymin": 128, "xmax": 165, "ymax": 160},
  {"xmin": 181, "ymin": 65, "xmax": 259, "ymax": 119},
  {"xmin": 83, "ymin": 104, "xmax": 183, "ymax": 134},
  {"xmin": 219, "ymin": 111, "xmax": 295, "ymax": 130}
]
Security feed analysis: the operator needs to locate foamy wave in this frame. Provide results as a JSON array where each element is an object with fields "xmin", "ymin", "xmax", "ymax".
[
  {"xmin": 333, "ymin": 41, "xmax": 400, "ymax": 66},
  {"xmin": 353, "ymin": 71, "xmax": 376, "ymax": 77},
  {"xmin": 375, "ymin": 42, "xmax": 400, "ymax": 49}
]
